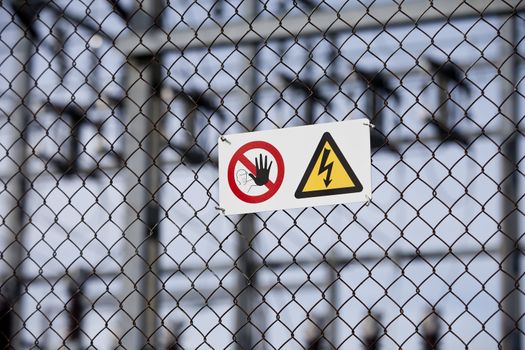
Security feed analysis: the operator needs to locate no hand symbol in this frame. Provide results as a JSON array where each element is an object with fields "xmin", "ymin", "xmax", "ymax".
[{"xmin": 227, "ymin": 141, "xmax": 285, "ymax": 204}]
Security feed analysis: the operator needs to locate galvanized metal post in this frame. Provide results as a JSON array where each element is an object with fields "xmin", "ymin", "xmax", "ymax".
[
  {"xmin": 235, "ymin": 0, "xmax": 260, "ymax": 348},
  {"xmin": 499, "ymin": 12, "xmax": 522, "ymax": 350},
  {"xmin": 119, "ymin": 1, "xmax": 164, "ymax": 348}
]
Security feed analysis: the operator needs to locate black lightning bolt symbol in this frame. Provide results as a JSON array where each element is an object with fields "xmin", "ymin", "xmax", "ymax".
[{"xmin": 318, "ymin": 148, "xmax": 333, "ymax": 187}]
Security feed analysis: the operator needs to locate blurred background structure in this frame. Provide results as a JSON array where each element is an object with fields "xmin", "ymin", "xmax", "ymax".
[{"xmin": 0, "ymin": 0, "xmax": 524, "ymax": 349}]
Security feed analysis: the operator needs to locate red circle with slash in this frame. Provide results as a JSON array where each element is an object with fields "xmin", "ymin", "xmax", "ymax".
[{"xmin": 228, "ymin": 141, "xmax": 285, "ymax": 204}]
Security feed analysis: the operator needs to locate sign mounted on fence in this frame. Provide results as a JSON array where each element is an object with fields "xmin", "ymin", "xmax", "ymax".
[
  {"xmin": 219, "ymin": 119, "xmax": 372, "ymax": 215},
  {"xmin": 227, "ymin": 141, "xmax": 285, "ymax": 204},
  {"xmin": 295, "ymin": 132, "xmax": 363, "ymax": 198}
]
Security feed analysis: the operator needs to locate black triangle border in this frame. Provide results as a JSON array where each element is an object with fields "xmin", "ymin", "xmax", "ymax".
[{"xmin": 295, "ymin": 132, "xmax": 363, "ymax": 198}]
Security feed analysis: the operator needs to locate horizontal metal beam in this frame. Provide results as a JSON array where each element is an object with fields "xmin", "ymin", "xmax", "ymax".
[
  {"xmin": 117, "ymin": 0, "xmax": 521, "ymax": 56},
  {"xmin": 22, "ymin": 245, "xmax": 505, "ymax": 309},
  {"xmin": 19, "ymin": 245, "xmax": 502, "ymax": 287},
  {"xmin": 0, "ymin": 127, "xmax": 506, "ymax": 182}
]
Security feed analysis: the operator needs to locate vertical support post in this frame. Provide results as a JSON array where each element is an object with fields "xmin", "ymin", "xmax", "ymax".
[
  {"xmin": 367, "ymin": 81, "xmax": 388, "ymax": 152},
  {"xmin": 304, "ymin": 315, "xmax": 324, "ymax": 350},
  {"xmin": 304, "ymin": 96, "xmax": 314, "ymax": 125},
  {"xmin": 303, "ymin": 39, "xmax": 314, "ymax": 126},
  {"xmin": 362, "ymin": 313, "xmax": 380, "ymax": 350},
  {"xmin": 326, "ymin": 259, "xmax": 339, "ymax": 349},
  {"xmin": 164, "ymin": 320, "xmax": 182, "ymax": 350},
  {"xmin": 499, "ymin": 12, "xmax": 522, "ymax": 350},
  {"xmin": 325, "ymin": 35, "xmax": 339, "ymax": 348},
  {"xmin": 2, "ymin": 25, "xmax": 32, "ymax": 349},
  {"xmin": 235, "ymin": 214, "xmax": 257, "ymax": 349},
  {"xmin": 65, "ymin": 270, "xmax": 87, "ymax": 350},
  {"xmin": 422, "ymin": 309, "xmax": 440, "ymax": 350},
  {"xmin": 368, "ymin": 88, "xmax": 379, "ymax": 129},
  {"xmin": 234, "ymin": 0, "xmax": 259, "ymax": 348},
  {"xmin": 0, "ymin": 293, "xmax": 13, "ymax": 349},
  {"xmin": 142, "ymin": 84, "xmax": 163, "ymax": 343},
  {"xmin": 119, "ymin": 2, "xmax": 164, "ymax": 349}
]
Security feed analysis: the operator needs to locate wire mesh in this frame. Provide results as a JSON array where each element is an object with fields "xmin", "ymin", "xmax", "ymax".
[{"xmin": 0, "ymin": 0, "xmax": 524, "ymax": 349}]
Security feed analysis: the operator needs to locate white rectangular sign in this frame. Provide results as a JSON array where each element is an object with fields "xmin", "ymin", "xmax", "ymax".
[{"xmin": 218, "ymin": 119, "xmax": 372, "ymax": 215}]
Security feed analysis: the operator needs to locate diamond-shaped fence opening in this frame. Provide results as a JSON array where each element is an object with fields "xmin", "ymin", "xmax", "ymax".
[{"xmin": 0, "ymin": 1, "xmax": 524, "ymax": 349}]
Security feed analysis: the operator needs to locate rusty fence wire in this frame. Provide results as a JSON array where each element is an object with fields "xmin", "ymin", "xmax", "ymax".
[{"xmin": 0, "ymin": 0, "xmax": 524, "ymax": 349}]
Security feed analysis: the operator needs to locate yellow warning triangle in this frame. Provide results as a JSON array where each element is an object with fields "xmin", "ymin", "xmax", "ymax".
[{"xmin": 295, "ymin": 132, "xmax": 363, "ymax": 198}]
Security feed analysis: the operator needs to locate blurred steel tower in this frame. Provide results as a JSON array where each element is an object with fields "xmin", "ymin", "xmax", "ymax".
[{"xmin": 120, "ymin": 1, "xmax": 165, "ymax": 348}]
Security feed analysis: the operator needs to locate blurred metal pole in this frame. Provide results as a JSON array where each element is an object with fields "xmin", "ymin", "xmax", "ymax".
[
  {"xmin": 235, "ymin": 0, "xmax": 260, "ymax": 348},
  {"xmin": 325, "ymin": 34, "xmax": 340, "ymax": 349},
  {"xmin": 0, "ymin": 288, "xmax": 14, "ymax": 349},
  {"xmin": 303, "ymin": 39, "xmax": 314, "ymax": 126},
  {"xmin": 368, "ymin": 88, "xmax": 379, "ymax": 129},
  {"xmin": 326, "ymin": 259, "xmax": 339, "ymax": 349},
  {"xmin": 66, "ymin": 270, "xmax": 88, "ymax": 350},
  {"xmin": 422, "ymin": 309, "xmax": 440, "ymax": 350},
  {"xmin": 235, "ymin": 213, "xmax": 257, "ymax": 350},
  {"xmin": 3, "ymin": 23, "xmax": 32, "ymax": 349},
  {"xmin": 120, "ymin": 1, "xmax": 164, "ymax": 349},
  {"xmin": 118, "ymin": 1, "xmax": 524, "ymax": 55},
  {"xmin": 304, "ymin": 315, "xmax": 324, "ymax": 350},
  {"xmin": 164, "ymin": 320, "xmax": 183, "ymax": 350},
  {"xmin": 362, "ymin": 313, "xmax": 381, "ymax": 350},
  {"xmin": 500, "ymin": 12, "xmax": 522, "ymax": 350}
]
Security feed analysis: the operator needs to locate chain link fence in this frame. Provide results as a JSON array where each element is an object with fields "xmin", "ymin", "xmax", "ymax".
[{"xmin": 0, "ymin": 0, "xmax": 524, "ymax": 349}]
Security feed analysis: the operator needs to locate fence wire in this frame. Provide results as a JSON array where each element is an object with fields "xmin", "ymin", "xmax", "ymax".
[{"xmin": 0, "ymin": 0, "xmax": 524, "ymax": 349}]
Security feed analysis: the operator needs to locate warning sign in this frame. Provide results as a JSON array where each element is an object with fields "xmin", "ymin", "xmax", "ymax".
[
  {"xmin": 219, "ymin": 119, "xmax": 372, "ymax": 214},
  {"xmin": 227, "ymin": 141, "xmax": 285, "ymax": 203},
  {"xmin": 295, "ymin": 132, "xmax": 363, "ymax": 198}
]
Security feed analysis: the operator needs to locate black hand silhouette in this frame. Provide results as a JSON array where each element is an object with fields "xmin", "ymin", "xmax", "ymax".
[{"xmin": 249, "ymin": 154, "xmax": 273, "ymax": 186}]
